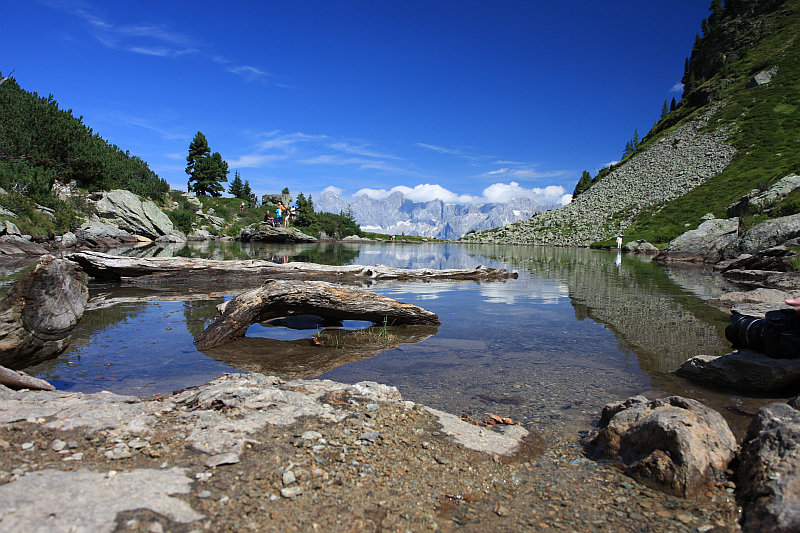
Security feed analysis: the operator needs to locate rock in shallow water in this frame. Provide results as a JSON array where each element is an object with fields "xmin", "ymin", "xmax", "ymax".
[
  {"xmin": 737, "ymin": 402, "xmax": 800, "ymax": 533},
  {"xmin": 585, "ymin": 395, "xmax": 737, "ymax": 497}
]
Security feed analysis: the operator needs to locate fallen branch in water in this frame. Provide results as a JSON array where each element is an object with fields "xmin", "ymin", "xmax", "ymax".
[{"xmin": 195, "ymin": 279, "xmax": 440, "ymax": 350}]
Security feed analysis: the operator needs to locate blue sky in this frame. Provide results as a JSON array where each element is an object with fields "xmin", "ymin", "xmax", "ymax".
[{"xmin": 5, "ymin": 1, "xmax": 711, "ymax": 206}]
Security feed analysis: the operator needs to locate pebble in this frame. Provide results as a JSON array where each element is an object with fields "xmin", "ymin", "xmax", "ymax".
[
  {"xmin": 359, "ymin": 431, "xmax": 379, "ymax": 443},
  {"xmin": 51, "ymin": 440, "xmax": 67, "ymax": 451},
  {"xmin": 63, "ymin": 452, "xmax": 84, "ymax": 462},
  {"xmin": 281, "ymin": 486, "xmax": 303, "ymax": 499},
  {"xmin": 21, "ymin": 442, "xmax": 34, "ymax": 450},
  {"xmin": 283, "ymin": 470, "xmax": 296, "ymax": 485},
  {"xmin": 205, "ymin": 453, "xmax": 240, "ymax": 468}
]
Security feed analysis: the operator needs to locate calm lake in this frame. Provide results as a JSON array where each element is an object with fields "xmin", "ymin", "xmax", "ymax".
[{"xmin": 28, "ymin": 241, "xmax": 790, "ymax": 438}]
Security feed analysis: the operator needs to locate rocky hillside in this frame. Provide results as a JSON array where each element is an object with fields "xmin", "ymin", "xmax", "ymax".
[
  {"xmin": 462, "ymin": 107, "xmax": 735, "ymax": 246},
  {"xmin": 462, "ymin": 0, "xmax": 800, "ymax": 247}
]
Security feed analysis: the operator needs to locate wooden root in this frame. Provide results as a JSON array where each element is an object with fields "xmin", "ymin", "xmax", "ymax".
[{"xmin": 196, "ymin": 279, "xmax": 440, "ymax": 350}]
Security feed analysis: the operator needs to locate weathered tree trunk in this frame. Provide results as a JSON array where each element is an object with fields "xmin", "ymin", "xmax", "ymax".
[
  {"xmin": 0, "ymin": 365, "xmax": 54, "ymax": 391},
  {"xmin": 0, "ymin": 256, "xmax": 88, "ymax": 369},
  {"xmin": 196, "ymin": 280, "xmax": 440, "ymax": 350},
  {"xmin": 66, "ymin": 251, "xmax": 517, "ymax": 289}
]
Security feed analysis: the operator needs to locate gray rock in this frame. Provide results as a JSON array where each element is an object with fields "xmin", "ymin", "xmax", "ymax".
[
  {"xmin": 707, "ymin": 288, "xmax": 797, "ymax": 315},
  {"xmin": 725, "ymin": 214, "xmax": 800, "ymax": 258},
  {"xmin": 676, "ymin": 349, "xmax": 800, "ymax": 392},
  {"xmin": 728, "ymin": 174, "xmax": 800, "ymax": 217},
  {"xmin": 91, "ymin": 189, "xmax": 184, "ymax": 241},
  {"xmin": 721, "ymin": 245, "xmax": 799, "ymax": 272},
  {"xmin": 60, "ymin": 231, "xmax": 78, "ymax": 248},
  {"xmin": 746, "ymin": 66, "xmax": 779, "ymax": 88},
  {"xmin": 238, "ymin": 223, "xmax": 316, "ymax": 243},
  {"xmin": 0, "ymin": 235, "xmax": 49, "ymax": 256},
  {"xmin": 622, "ymin": 239, "xmax": 659, "ymax": 253},
  {"xmin": 656, "ymin": 218, "xmax": 740, "ymax": 264},
  {"xmin": 424, "ymin": 407, "xmax": 528, "ymax": 456},
  {"xmin": 586, "ymin": 395, "xmax": 737, "ymax": 497},
  {"xmin": 75, "ymin": 217, "xmax": 138, "ymax": 246},
  {"xmin": 0, "ymin": 256, "xmax": 88, "ymax": 369},
  {"xmin": 262, "ymin": 193, "xmax": 292, "ymax": 206},
  {"xmin": 0, "ymin": 467, "xmax": 203, "ymax": 532},
  {"xmin": 736, "ymin": 402, "xmax": 800, "ymax": 532},
  {"xmin": 1, "ymin": 220, "xmax": 21, "ymax": 236}
]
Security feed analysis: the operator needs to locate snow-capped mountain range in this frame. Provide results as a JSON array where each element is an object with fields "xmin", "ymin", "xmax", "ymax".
[{"xmin": 315, "ymin": 190, "xmax": 552, "ymax": 239}]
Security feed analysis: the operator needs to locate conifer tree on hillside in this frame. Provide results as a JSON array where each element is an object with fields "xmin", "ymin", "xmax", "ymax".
[
  {"xmin": 572, "ymin": 170, "xmax": 593, "ymax": 198},
  {"xmin": 228, "ymin": 170, "xmax": 244, "ymax": 198},
  {"xmin": 186, "ymin": 131, "xmax": 228, "ymax": 196},
  {"xmin": 243, "ymin": 179, "xmax": 252, "ymax": 199}
]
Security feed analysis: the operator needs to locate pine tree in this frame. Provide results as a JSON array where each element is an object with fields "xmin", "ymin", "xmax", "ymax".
[
  {"xmin": 186, "ymin": 131, "xmax": 209, "ymax": 184},
  {"xmin": 228, "ymin": 170, "xmax": 244, "ymax": 198},
  {"xmin": 186, "ymin": 132, "xmax": 228, "ymax": 196},
  {"xmin": 242, "ymin": 179, "xmax": 252, "ymax": 199},
  {"xmin": 660, "ymin": 100, "xmax": 670, "ymax": 120},
  {"xmin": 294, "ymin": 192, "xmax": 316, "ymax": 227},
  {"xmin": 670, "ymin": 97, "xmax": 677, "ymax": 112},
  {"xmin": 572, "ymin": 170, "xmax": 593, "ymax": 198}
]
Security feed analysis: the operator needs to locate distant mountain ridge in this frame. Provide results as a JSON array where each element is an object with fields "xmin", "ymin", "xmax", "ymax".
[{"xmin": 315, "ymin": 190, "xmax": 549, "ymax": 239}]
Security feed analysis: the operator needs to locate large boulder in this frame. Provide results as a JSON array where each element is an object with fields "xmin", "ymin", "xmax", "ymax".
[
  {"xmin": 239, "ymin": 223, "xmax": 316, "ymax": 243},
  {"xmin": 676, "ymin": 349, "xmax": 800, "ymax": 392},
  {"xmin": 0, "ymin": 235, "xmax": 49, "ymax": 256},
  {"xmin": 655, "ymin": 218, "xmax": 739, "ymax": 264},
  {"xmin": 585, "ymin": 395, "xmax": 737, "ymax": 497},
  {"xmin": 91, "ymin": 190, "xmax": 185, "ymax": 241},
  {"xmin": 724, "ymin": 214, "xmax": 800, "ymax": 259},
  {"xmin": 720, "ymin": 242, "xmax": 800, "ymax": 272},
  {"xmin": 707, "ymin": 288, "xmax": 799, "ymax": 315},
  {"xmin": 0, "ymin": 256, "xmax": 88, "ymax": 369},
  {"xmin": 74, "ymin": 217, "xmax": 140, "ymax": 248},
  {"xmin": 736, "ymin": 402, "xmax": 800, "ymax": 532},
  {"xmin": 622, "ymin": 239, "xmax": 658, "ymax": 253},
  {"xmin": 728, "ymin": 174, "xmax": 800, "ymax": 218}
]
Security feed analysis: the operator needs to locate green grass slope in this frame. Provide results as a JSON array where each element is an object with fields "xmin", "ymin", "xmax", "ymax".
[{"xmin": 609, "ymin": 0, "xmax": 800, "ymax": 246}]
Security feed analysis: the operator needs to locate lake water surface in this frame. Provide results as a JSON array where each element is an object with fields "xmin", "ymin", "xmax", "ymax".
[{"xmin": 29, "ymin": 241, "xmax": 791, "ymax": 437}]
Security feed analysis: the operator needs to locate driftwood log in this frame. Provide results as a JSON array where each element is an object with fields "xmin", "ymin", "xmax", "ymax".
[
  {"xmin": 0, "ymin": 256, "xmax": 88, "ymax": 370},
  {"xmin": 66, "ymin": 251, "xmax": 517, "ymax": 289},
  {"xmin": 0, "ymin": 365, "xmax": 55, "ymax": 391},
  {"xmin": 196, "ymin": 280, "xmax": 440, "ymax": 350}
]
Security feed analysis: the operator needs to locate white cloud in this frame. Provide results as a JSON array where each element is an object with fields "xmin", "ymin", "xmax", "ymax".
[
  {"xmin": 227, "ymin": 154, "xmax": 287, "ymax": 167},
  {"xmin": 350, "ymin": 181, "xmax": 572, "ymax": 207},
  {"xmin": 354, "ymin": 184, "xmax": 479, "ymax": 203},
  {"xmin": 322, "ymin": 185, "xmax": 344, "ymax": 196},
  {"xmin": 670, "ymin": 81, "xmax": 684, "ymax": 93},
  {"xmin": 482, "ymin": 182, "xmax": 571, "ymax": 206}
]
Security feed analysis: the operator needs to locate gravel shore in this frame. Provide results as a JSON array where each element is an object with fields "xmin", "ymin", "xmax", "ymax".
[{"xmin": 0, "ymin": 374, "xmax": 740, "ymax": 532}]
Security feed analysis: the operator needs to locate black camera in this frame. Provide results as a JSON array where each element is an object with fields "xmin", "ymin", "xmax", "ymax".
[{"xmin": 725, "ymin": 309, "xmax": 800, "ymax": 359}]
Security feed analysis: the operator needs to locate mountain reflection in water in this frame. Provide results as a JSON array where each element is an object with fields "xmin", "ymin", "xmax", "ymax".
[{"xmin": 28, "ymin": 241, "xmax": 792, "ymax": 437}]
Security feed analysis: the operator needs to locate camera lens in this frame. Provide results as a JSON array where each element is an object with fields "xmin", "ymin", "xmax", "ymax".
[{"xmin": 725, "ymin": 313, "xmax": 767, "ymax": 351}]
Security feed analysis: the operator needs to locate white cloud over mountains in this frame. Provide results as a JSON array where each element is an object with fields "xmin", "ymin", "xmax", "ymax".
[{"xmin": 350, "ymin": 181, "xmax": 571, "ymax": 206}]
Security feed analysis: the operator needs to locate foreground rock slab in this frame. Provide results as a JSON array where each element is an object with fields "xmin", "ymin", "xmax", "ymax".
[
  {"xmin": 0, "ymin": 467, "xmax": 202, "ymax": 533},
  {"xmin": 585, "ymin": 395, "xmax": 737, "ymax": 497},
  {"xmin": 66, "ymin": 250, "xmax": 517, "ymax": 288},
  {"xmin": 196, "ymin": 280, "xmax": 440, "ymax": 350},
  {"xmin": 736, "ymin": 402, "xmax": 800, "ymax": 533},
  {"xmin": 676, "ymin": 349, "xmax": 800, "ymax": 392},
  {"xmin": 0, "ymin": 255, "xmax": 88, "ymax": 370},
  {"xmin": 0, "ymin": 373, "xmax": 532, "ymax": 532}
]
